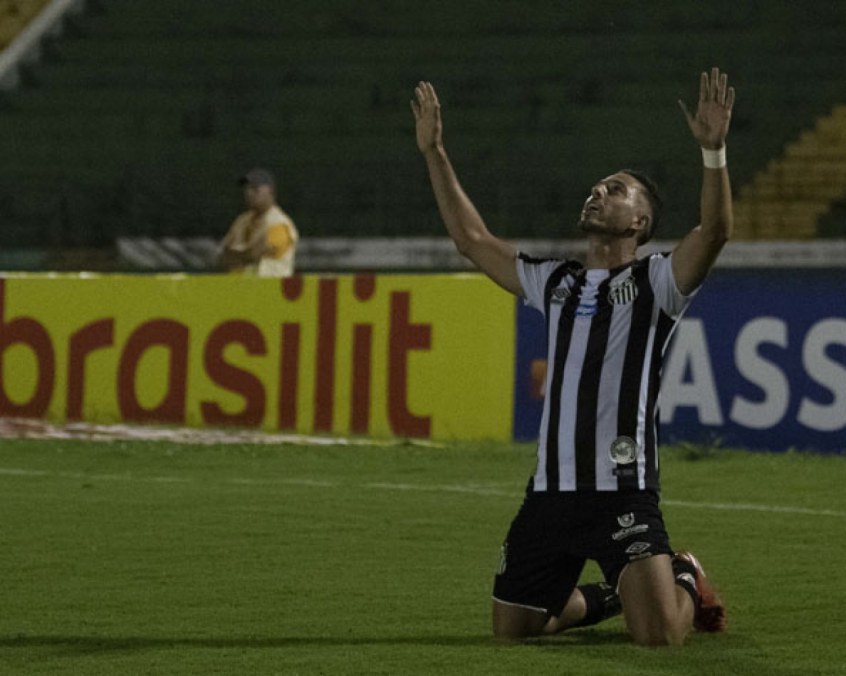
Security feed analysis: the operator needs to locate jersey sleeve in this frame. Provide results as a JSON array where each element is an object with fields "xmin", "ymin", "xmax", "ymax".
[
  {"xmin": 516, "ymin": 254, "xmax": 567, "ymax": 313},
  {"xmin": 265, "ymin": 223, "xmax": 293, "ymax": 258},
  {"xmin": 648, "ymin": 252, "xmax": 698, "ymax": 317}
]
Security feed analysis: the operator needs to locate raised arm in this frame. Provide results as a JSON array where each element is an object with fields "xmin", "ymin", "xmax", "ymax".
[
  {"xmin": 411, "ymin": 82, "xmax": 522, "ymax": 296},
  {"xmin": 673, "ymin": 67, "xmax": 736, "ymax": 295}
]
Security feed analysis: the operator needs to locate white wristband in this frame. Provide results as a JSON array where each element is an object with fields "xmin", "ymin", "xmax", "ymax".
[{"xmin": 701, "ymin": 146, "xmax": 726, "ymax": 169}]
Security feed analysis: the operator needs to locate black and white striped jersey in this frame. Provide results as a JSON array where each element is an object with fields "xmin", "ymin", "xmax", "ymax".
[{"xmin": 516, "ymin": 252, "xmax": 696, "ymax": 493}]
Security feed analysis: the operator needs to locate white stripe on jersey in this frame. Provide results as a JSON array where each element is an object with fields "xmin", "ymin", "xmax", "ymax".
[{"xmin": 558, "ymin": 309, "xmax": 593, "ymax": 491}]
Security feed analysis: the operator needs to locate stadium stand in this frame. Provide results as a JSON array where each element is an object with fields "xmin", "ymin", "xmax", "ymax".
[
  {"xmin": 734, "ymin": 105, "xmax": 846, "ymax": 239},
  {"xmin": 0, "ymin": 1, "xmax": 845, "ymax": 261},
  {"xmin": 0, "ymin": 0, "xmax": 51, "ymax": 50}
]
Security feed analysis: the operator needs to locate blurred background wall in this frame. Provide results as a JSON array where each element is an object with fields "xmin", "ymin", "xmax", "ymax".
[{"xmin": 0, "ymin": 0, "xmax": 845, "ymax": 271}]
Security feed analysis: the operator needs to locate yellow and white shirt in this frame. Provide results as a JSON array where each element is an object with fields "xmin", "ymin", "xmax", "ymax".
[{"xmin": 222, "ymin": 205, "xmax": 299, "ymax": 277}]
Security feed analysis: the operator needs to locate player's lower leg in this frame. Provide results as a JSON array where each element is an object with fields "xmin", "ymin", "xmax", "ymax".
[
  {"xmin": 543, "ymin": 582, "xmax": 621, "ymax": 633},
  {"xmin": 571, "ymin": 582, "xmax": 622, "ymax": 628},
  {"xmin": 672, "ymin": 551, "xmax": 726, "ymax": 632}
]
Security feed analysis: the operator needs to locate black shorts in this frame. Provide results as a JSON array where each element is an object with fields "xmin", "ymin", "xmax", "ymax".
[{"xmin": 492, "ymin": 490, "xmax": 672, "ymax": 617}]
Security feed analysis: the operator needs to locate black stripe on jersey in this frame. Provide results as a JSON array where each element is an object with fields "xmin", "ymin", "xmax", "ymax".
[
  {"xmin": 574, "ymin": 274, "xmax": 614, "ymax": 490},
  {"xmin": 616, "ymin": 259, "xmax": 654, "ymax": 491},
  {"xmin": 643, "ymin": 310, "xmax": 676, "ymax": 490},
  {"xmin": 544, "ymin": 266, "xmax": 585, "ymax": 491},
  {"xmin": 542, "ymin": 260, "xmax": 583, "ymax": 336}
]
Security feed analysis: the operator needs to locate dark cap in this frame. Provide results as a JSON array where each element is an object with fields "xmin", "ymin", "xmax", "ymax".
[{"xmin": 238, "ymin": 168, "xmax": 275, "ymax": 188}]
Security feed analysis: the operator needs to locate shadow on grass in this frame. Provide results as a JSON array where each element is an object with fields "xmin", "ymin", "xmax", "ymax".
[
  {"xmin": 0, "ymin": 629, "xmax": 627, "ymax": 654},
  {"xmin": 1, "ymin": 632, "xmax": 817, "ymax": 676},
  {"xmin": 520, "ymin": 629, "xmax": 630, "ymax": 646}
]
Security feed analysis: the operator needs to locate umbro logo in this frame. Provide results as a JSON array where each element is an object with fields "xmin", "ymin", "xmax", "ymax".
[
  {"xmin": 625, "ymin": 542, "xmax": 651, "ymax": 555},
  {"xmin": 550, "ymin": 287, "xmax": 571, "ymax": 304}
]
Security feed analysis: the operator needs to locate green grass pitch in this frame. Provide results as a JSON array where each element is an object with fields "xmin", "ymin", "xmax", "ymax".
[{"xmin": 0, "ymin": 437, "xmax": 844, "ymax": 675}]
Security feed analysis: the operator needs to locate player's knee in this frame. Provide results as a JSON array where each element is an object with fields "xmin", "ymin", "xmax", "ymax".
[
  {"xmin": 630, "ymin": 620, "xmax": 689, "ymax": 647},
  {"xmin": 491, "ymin": 603, "xmax": 547, "ymax": 641},
  {"xmin": 492, "ymin": 627, "xmax": 527, "ymax": 642},
  {"xmin": 492, "ymin": 620, "xmax": 541, "ymax": 642}
]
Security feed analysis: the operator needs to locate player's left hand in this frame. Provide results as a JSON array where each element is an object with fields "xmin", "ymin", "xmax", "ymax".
[{"xmin": 679, "ymin": 67, "xmax": 735, "ymax": 150}]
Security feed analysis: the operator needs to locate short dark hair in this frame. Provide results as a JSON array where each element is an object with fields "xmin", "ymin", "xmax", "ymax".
[
  {"xmin": 621, "ymin": 169, "xmax": 663, "ymax": 244},
  {"xmin": 239, "ymin": 167, "xmax": 276, "ymax": 189}
]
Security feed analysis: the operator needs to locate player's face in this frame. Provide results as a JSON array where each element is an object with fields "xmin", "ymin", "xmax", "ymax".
[
  {"xmin": 243, "ymin": 183, "xmax": 275, "ymax": 212},
  {"xmin": 578, "ymin": 172, "xmax": 649, "ymax": 240}
]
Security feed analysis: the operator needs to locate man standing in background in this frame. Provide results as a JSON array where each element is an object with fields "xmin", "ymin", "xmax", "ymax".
[{"xmin": 218, "ymin": 168, "xmax": 299, "ymax": 276}]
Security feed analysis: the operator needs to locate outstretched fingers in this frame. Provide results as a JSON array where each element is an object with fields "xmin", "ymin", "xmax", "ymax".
[
  {"xmin": 411, "ymin": 81, "xmax": 437, "ymax": 118},
  {"xmin": 704, "ymin": 67, "xmax": 733, "ymax": 111},
  {"xmin": 699, "ymin": 71, "xmax": 708, "ymax": 103},
  {"xmin": 412, "ymin": 81, "xmax": 444, "ymax": 153},
  {"xmin": 725, "ymin": 85, "xmax": 736, "ymax": 112},
  {"xmin": 421, "ymin": 82, "xmax": 439, "ymax": 104},
  {"xmin": 695, "ymin": 67, "xmax": 736, "ymax": 113},
  {"xmin": 423, "ymin": 81, "xmax": 437, "ymax": 98},
  {"xmin": 680, "ymin": 67, "xmax": 736, "ymax": 148}
]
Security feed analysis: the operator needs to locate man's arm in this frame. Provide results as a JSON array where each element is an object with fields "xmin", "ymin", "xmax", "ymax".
[
  {"xmin": 411, "ymin": 81, "xmax": 522, "ymax": 296},
  {"xmin": 672, "ymin": 67, "xmax": 736, "ymax": 296},
  {"xmin": 217, "ymin": 225, "xmax": 242, "ymax": 270},
  {"xmin": 217, "ymin": 221, "xmax": 270, "ymax": 270}
]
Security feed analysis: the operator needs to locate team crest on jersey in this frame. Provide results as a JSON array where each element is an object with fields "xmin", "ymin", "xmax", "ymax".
[
  {"xmin": 608, "ymin": 275, "xmax": 638, "ymax": 305},
  {"xmin": 609, "ymin": 436, "xmax": 638, "ymax": 464},
  {"xmin": 550, "ymin": 287, "xmax": 571, "ymax": 303}
]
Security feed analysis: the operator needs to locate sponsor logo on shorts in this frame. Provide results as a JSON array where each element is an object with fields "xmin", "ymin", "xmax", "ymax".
[
  {"xmin": 611, "ymin": 523, "xmax": 650, "ymax": 541},
  {"xmin": 617, "ymin": 513, "xmax": 635, "ymax": 528}
]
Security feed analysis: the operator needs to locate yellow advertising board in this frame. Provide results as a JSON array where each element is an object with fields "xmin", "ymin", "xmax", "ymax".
[{"xmin": 0, "ymin": 274, "xmax": 515, "ymax": 441}]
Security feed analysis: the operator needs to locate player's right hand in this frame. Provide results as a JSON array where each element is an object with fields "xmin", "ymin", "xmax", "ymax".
[
  {"xmin": 411, "ymin": 81, "xmax": 443, "ymax": 154},
  {"xmin": 678, "ymin": 67, "xmax": 735, "ymax": 151}
]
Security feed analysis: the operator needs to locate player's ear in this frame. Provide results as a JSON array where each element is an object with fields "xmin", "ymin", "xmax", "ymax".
[
  {"xmin": 632, "ymin": 213, "xmax": 650, "ymax": 234},
  {"xmin": 632, "ymin": 213, "xmax": 650, "ymax": 243}
]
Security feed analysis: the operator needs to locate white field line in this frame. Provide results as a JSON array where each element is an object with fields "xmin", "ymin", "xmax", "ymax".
[
  {"xmin": 0, "ymin": 467, "xmax": 844, "ymax": 518},
  {"xmin": 365, "ymin": 481, "xmax": 515, "ymax": 497},
  {"xmin": 662, "ymin": 498, "xmax": 846, "ymax": 518},
  {"xmin": 365, "ymin": 481, "xmax": 846, "ymax": 518},
  {"xmin": 0, "ymin": 467, "xmax": 191, "ymax": 484}
]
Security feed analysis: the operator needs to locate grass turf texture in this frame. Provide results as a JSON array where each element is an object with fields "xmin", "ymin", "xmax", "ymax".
[{"xmin": 0, "ymin": 438, "xmax": 844, "ymax": 675}]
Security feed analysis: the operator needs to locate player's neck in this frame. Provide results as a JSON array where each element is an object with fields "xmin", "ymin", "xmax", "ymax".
[{"xmin": 584, "ymin": 235, "xmax": 638, "ymax": 270}]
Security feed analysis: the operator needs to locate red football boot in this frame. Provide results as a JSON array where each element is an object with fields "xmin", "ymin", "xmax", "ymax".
[{"xmin": 675, "ymin": 550, "xmax": 727, "ymax": 632}]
